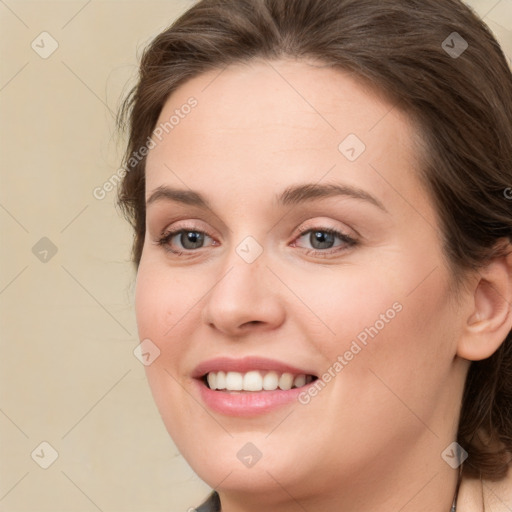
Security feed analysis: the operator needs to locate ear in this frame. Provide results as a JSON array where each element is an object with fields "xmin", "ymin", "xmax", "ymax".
[{"xmin": 457, "ymin": 244, "xmax": 512, "ymax": 361}]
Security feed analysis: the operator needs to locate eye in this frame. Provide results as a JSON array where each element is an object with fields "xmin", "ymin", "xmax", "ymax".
[
  {"xmin": 293, "ymin": 227, "xmax": 357, "ymax": 256},
  {"xmin": 156, "ymin": 227, "xmax": 215, "ymax": 254}
]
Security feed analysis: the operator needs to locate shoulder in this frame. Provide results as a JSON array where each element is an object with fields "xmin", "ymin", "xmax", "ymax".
[{"xmin": 195, "ymin": 490, "xmax": 220, "ymax": 512}]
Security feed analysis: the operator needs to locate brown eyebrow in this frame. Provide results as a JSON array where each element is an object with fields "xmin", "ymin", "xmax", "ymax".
[
  {"xmin": 278, "ymin": 183, "xmax": 387, "ymax": 211},
  {"xmin": 146, "ymin": 183, "xmax": 387, "ymax": 212},
  {"xmin": 146, "ymin": 186, "xmax": 211, "ymax": 209}
]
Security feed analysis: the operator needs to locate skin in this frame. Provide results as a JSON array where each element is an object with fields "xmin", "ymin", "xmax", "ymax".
[{"xmin": 135, "ymin": 59, "xmax": 512, "ymax": 511}]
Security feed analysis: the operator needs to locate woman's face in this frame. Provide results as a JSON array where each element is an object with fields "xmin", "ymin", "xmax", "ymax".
[{"xmin": 136, "ymin": 60, "xmax": 469, "ymax": 506}]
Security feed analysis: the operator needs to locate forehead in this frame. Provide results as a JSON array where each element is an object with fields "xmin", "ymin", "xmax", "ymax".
[
  {"xmin": 145, "ymin": 59, "xmax": 423, "ymax": 214},
  {"xmin": 149, "ymin": 59, "xmax": 404, "ymax": 150}
]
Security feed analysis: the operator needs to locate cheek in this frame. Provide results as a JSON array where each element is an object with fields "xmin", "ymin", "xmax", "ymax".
[
  {"xmin": 333, "ymin": 266, "xmax": 457, "ymax": 426},
  {"xmin": 135, "ymin": 260, "xmax": 199, "ymax": 346},
  {"xmin": 134, "ymin": 262, "xmax": 193, "ymax": 402},
  {"xmin": 294, "ymin": 265, "xmax": 404, "ymax": 349},
  {"xmin": 378, "ymin": 276, "xmax": 457, "ymax": 381},
  {"xmin": 300, "ymin": 251, "xmax": 456, "ymax": 404},
  {"xmin": 290, "ymin": 267, "xmax": 457, "ymax": 469},
  {"xmin": 134, "ymin": 262, "xmax": 202, "ymax": 438}
]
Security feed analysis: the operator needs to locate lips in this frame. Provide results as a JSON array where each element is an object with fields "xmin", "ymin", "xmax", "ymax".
[{"xmin": 190, "ymin": 356, "xmax": 320, "ymax": 416}]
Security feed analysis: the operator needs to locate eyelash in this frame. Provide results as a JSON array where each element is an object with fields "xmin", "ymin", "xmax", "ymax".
[{"xmin": 156, "ymin": 225, "xmax": 358, "ymax": 258}]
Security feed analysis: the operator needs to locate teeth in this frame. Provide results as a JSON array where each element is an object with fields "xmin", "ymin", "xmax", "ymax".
[
  {"xmin": 207, "ymin": 372, "xmax": 216, "ymax": 390},
  {"xmin": 205, "ymin": 370, "xmax": 313, "ymax": 391},
  {"xmin": 278, "ymin": 372, "xmax": 294, "ymax": 390},
  {"xmin": 226, "ymin": 371, "xmax": 243, "ymax": 390},
  {"xmin": 216, "ymin": 371, "xmax": 226, "ymax": 389},
  {"xmin": 294, "ymin": 374, "xmax": 306, "ymax": 388},
  {"xmin": 244, "ymin": 370, "xmax": 263, "ymax": 391},
  {"xmin": 263, "ymin": 371, "xmax": 279, "ymax": 390}
]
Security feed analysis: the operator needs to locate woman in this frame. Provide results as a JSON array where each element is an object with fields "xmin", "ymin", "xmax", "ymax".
[{"xmin": 117, "ymin": 0, "xmax": 512, "ymax": 510}]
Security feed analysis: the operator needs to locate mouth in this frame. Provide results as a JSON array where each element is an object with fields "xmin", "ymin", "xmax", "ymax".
[
  {"xmin": 192, "ymin": 356, "xmax": 320, "ymax": 415},
  {"xmin": 200, "ymin": 370, "xmax": 318, "ymax": 392}
]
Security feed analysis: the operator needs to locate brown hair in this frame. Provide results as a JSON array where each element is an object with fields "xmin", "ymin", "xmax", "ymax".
[{"xmin": 117, "ymin": 0, "xmax": 512, "ymax": 480}]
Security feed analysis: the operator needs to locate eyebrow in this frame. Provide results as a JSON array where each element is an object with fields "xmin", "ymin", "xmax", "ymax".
[{"xmin": 146, "ymin": 183, "xmax": 387, "ymax": 212}]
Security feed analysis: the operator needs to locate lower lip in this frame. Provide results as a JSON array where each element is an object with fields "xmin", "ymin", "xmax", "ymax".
[{"xmin": 193, "ymin": 378, "xmax": 316, "ymax": 417}]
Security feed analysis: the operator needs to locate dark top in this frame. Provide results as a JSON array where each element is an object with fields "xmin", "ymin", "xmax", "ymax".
[{"xmin": 195, "ymin": 490, "xmax": 221, "ymax": 512}]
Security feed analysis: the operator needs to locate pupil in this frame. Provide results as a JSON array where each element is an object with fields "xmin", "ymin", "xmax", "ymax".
[
  {"xmin": 311, "ymin": 231, "xmax": 334, "ymax": 249},
  {"xmin": 182, "ymin": 231, "xmax": 204, "ymax": 249}
]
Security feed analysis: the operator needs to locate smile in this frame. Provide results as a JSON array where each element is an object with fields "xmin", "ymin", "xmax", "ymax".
[
  {"xmin": 204, "ymin": 370, "xmax": 316, "ymax": 392},
  {"xmin": 192, "ymin": 356, "xmax": 319, "ymax": 416}
]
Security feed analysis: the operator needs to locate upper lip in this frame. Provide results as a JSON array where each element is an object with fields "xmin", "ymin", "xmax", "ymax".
[{"xmin": 192, "ymin": 356, "xmax": 318, "ymax": 379}]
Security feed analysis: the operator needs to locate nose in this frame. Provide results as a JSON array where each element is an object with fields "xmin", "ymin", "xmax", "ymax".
[{"xmin": 201, "ymin": 249, "xmax": 286, "ymax": 336}]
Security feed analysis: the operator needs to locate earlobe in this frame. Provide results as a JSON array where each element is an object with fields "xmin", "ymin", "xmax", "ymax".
[{"xmin": 457, "ymin": 248, "xmax": 512, "ymax": 361}]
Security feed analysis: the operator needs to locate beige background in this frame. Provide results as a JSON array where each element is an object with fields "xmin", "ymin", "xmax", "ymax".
[{"xmin": 0, "ymin": 1, "xmax": 511, "ymax": 511}]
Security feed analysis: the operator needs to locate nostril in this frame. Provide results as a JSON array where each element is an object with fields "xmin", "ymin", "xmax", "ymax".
[{"xmin": 243, "ymin": 320, "xmax": 263, "ymax": 327}]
